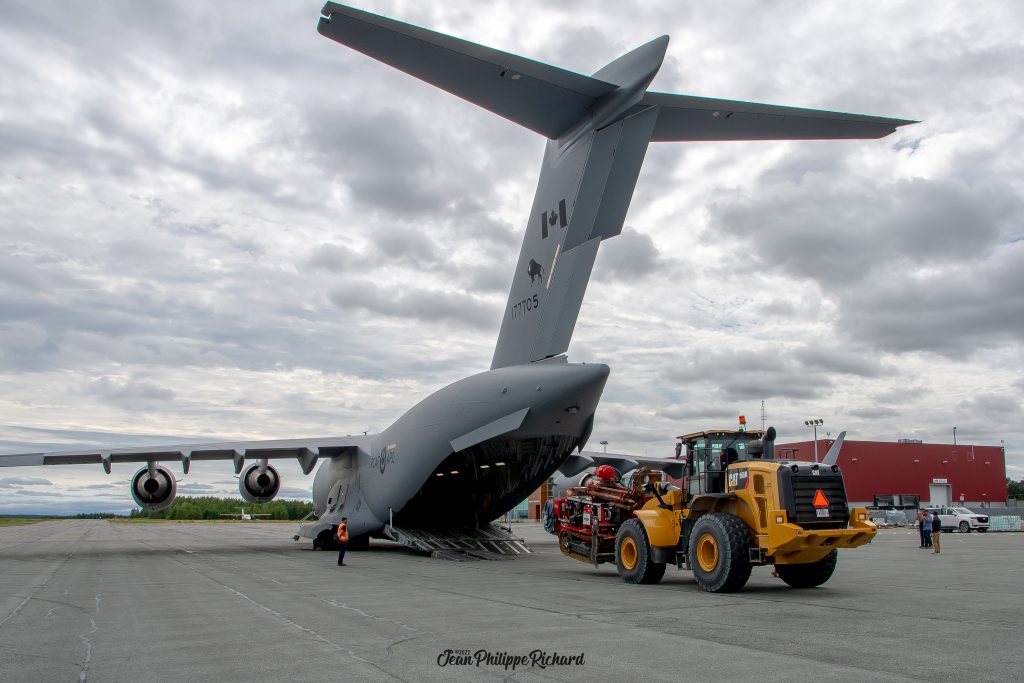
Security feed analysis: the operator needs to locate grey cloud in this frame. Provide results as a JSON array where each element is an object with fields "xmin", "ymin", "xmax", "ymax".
[
  {"xmin": 177, "ymin": 483, "xmax": 220, "ymax": 494},
  {"xmin": 593, "ymin": 227, "xmax": 663, "ymax": 281},
  {"xmin": 846, "ymin": 406, "xmax": 902, "ymax": 419},
  {"xmin": 958, "ymin": 393, "xmax": 1022, "ymax": 417},
  {"xmin": 464, "ymin": 264, "xmax": 513, "ymax": 295},
  {"xmin": 712, "ymin": 175, "xmax": 1018, "ymax": 287},
  {"xmin": 328, "ymin": 280, "xmax": 497, "ymax": 330},
  {"xmin": 370, "ymin": 226, "xmax": 442, "ymax": 267},
  {"xmin": 666, "ymin": 348, "xmax": 833, "ymax": 401},
  {"xmin": 656, "ymin": 403, "xmax": 748, "ymax": 423},
  {"xmin": 837, "ymin": 242, "xmax": 1024, "ymax": 357},
  {"xmin": 793, "ymin": 345, "xmax": 888, "ymax": 378},
  {"xmin": 305, "ymin": 106, "xmax": 447, "ymax": 216},
  {"xmin": 278, "ymin": 486, "xmax": 313, "ymax": 499},
  {"xmin": 88, "ymin": 377, "xmax": 176, "ymax": 403},
  {"xmin": 307, "ymin": 243, "xmax": 360, "ymax": 272},
  {"xmin": 0, "ymin": 477, "xmax": 53, "ymax": 487}
]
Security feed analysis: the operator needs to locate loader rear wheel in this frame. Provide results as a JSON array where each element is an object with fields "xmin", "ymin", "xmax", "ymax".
[
  {"xmin": 775, "ymin": 550, "xmax": 838, "ymax": 589},
  {"xmin": 688, "ymin": 513, "xmax": 751, "ymax": 592},
  {"xmin": 615, "ymin": 519, "xmax": 666, "ymax": 584}
]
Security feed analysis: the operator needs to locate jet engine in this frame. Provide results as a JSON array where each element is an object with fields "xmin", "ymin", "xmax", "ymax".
[
  {"xmin": 239, "ymin": 462, "xmax": 281, "ymax": 503},
  {"xmin": 131, "ymin": 464, "xmax": 177, "ymax": 511}
]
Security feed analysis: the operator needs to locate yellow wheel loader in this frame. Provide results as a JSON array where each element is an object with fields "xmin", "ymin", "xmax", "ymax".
[{"xmin": 553, "ymin": 426, "xmax": 876, "ymax": 592}]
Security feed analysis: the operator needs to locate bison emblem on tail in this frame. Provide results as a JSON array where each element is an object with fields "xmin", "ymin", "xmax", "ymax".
[{"xmin": 527, "ymin": 259, "xmax": 543, "ymax": 284}]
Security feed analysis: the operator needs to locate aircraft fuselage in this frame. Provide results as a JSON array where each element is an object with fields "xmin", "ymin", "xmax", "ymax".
[{"xmin": 310, "ymin": 361, "xmax": 609, "ymax": 537}]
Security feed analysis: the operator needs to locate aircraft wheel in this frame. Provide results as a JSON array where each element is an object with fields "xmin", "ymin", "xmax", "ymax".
[
  {"xmin": 688, "ymin": 513, "xmax": 751, "ymax": 592},
  {"xmin": 348, "ymin": 534, "xmax": 370, "ymax": 551},
  {"xmin": 775, "ymin": 550, "xmax": 838, "ymax": 589},
  {"xmin": 615, "ymin": 519, "xmax": 666, "ymax": 584},
  {"xmin": 314, "ymin": 528, "xmax": 338, "ymax": 551}
]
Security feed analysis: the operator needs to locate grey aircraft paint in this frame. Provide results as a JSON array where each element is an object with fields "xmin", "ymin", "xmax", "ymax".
[{"xmin": 0, "ymin": 3, "xmax": 913, "ymax": 543}]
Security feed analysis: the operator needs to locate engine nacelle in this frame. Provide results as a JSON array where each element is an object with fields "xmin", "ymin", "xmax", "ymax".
[
  {"xmin": 239, "ymin": 462, "xmax": 281, "ymax": 503},
  {"xmin": 131, "ymin": 465, "xmax": 177, "ymax": 511}
]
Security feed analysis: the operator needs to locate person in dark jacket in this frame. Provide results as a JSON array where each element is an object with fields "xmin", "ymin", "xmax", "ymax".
[{"xmin": 931, "ymin": 510, "xmax": 942, "ymax": 553}]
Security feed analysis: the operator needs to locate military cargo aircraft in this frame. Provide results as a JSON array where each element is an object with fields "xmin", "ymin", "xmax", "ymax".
[{"xmin": 0, "ymin": 3, "xmax": 912, "ymax": 550}]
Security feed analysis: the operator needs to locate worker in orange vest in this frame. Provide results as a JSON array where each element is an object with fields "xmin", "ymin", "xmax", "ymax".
[{"xmin": 336, "ymin": 516, "xmax": 349, "ymax": 566}]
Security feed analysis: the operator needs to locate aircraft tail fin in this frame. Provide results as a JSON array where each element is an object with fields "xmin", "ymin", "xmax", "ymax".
[
  {"xmin": 822, "ymin": 431, "xmax": 847, "ymax": 466},
  {"xmin": 317, "ymin": 3, "xmax": 616, "ymax": 139},
  {"xmin": 318, "ymin": 4, "xmax": 915, "ymax": 369}
]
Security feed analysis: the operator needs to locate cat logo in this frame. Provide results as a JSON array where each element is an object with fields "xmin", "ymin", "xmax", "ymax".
[{"xmin": 727, "ymin": 469, "xmax": 749, "ymax": 491}]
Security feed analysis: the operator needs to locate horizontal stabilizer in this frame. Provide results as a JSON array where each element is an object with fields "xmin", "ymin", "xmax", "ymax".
[
  {"xmin": 449, "ymin": 407, "xmax": 530, "ymax": 453},
  {"xmin": 318, "ymin": 3, "xmax": 616, "ymax": 138},
  {"xmin": 822, "ymin": 431, "xmax": 847, "ymax": 466},
  {"xmin": 643, "ymin": 92, "xmax": 916, "ymax": 141}
]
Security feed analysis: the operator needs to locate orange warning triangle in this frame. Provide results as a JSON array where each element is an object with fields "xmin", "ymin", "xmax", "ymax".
[{"xmin": 813, "ymin": 489, "xmax": 829, "ymax": 508}]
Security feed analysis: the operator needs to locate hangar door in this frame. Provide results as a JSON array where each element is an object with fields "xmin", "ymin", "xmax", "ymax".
[{"xmin": 929, "ymin": 482, "xmax": 951, "ymax": 507}]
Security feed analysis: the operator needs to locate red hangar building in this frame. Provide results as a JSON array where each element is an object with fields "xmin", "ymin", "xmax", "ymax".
[{"xmin": 776, "ymin": 439, "xmax": 1007, "ymax": 508}]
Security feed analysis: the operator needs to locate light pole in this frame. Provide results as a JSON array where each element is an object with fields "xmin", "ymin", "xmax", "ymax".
[
  {"xmin": 804, "ymin": 419, "xmax": 824, "ymax": 462},
  {"xmin": 953, "ymin": 427, "xmax": 957, "ymax": 445},
  {"xmin": 600, "ymin": 440, "xmax": 608, "ymax": 453}
]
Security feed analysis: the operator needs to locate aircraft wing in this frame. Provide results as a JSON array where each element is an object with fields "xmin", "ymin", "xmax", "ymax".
[
  {"xmin": 0, "ymin": 436, "xmax": 369, "ymax": 476},
  {"xmin": 642, "ymin": 92, "xmax": 917, "ymax": 141},
  {"xmin": 561, "ymin": 451, "xmax": 685, "ymax": 479},
  {"xmin": 317, "ymin": 3, "xmax": 617, "ymax": 139}
]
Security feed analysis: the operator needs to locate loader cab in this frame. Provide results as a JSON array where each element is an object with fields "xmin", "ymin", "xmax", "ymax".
[{"xmin": 678, "ymin": 429, "xmax": 772, "ymax": 497}]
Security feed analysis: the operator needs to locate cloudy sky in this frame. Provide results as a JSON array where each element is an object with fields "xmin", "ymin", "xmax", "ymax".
[{"xmin": 1, "ymin": 1, "xmax": 1021, "ymax": 514}]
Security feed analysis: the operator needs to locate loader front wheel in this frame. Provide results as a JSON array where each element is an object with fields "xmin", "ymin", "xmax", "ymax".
[
  {"xmin": 616, "ymin": 519, "xmax": 666, "ymax": 584},
  {"xmin": 688, "ymin": 513, "xmax": 751, "ymax": 592}
]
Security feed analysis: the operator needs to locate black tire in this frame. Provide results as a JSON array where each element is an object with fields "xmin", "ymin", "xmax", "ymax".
[
  {"xmin": 615, "ymin": 519, "xmax": 667, "ymax": 584},
  {"xmin": 959, "ymin": 521, "xmax": 970, "ymax": 533},
  {"xmin": 775, "ymin": 550, "xmax": 838, "ymax": 589},
  {"xmin": 314, "ymin": 528, "xmax": 338, "ymax": 551},
  {"xmin": 348, "ymin": 534, "xmax": 370, "ymax": 551},
  {"xmin": 687, "ymin": 513, "xmax": 751, "ymax": 593}
]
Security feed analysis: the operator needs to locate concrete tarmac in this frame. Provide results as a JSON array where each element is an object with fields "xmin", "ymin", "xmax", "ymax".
[{"xmin": 0, "ymin": 520, "xmax": 1019, "ymax": 682}]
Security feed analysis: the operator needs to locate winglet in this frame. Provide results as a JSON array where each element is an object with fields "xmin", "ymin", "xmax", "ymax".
[{"xmin": 822, "ymin": 431, "xmax": 846, "ymax": 466}]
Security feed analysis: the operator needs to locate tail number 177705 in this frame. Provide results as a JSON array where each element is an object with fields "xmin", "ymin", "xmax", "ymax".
[{"xmin": 511, "ymin": 294, "xmax": 540, "ymax": 319}]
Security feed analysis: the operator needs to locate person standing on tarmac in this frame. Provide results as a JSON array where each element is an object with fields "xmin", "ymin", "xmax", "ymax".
[
  {"xmin": 931, "ymin": 510, "xmax": 942, "ymax": 554},
  {"xmin": 922, "ymin": 510, "xmax": 933, "ymax": 549},
  {"xmin": 916, "ymin": 509, "xmax": 927, "ymax": 548},
  {"xmin": 336, "ymin": 517, "xmax": 349, "ymax": 566}
]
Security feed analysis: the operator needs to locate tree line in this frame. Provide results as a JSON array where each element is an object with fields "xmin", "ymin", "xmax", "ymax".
[
  {"xmin": 1008, "ymin": 478, "xmax": 1024, "ymax": 500},
  {"xmin": 128, "ymin": 496, "xmax": 314, "ymax": 520}
]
